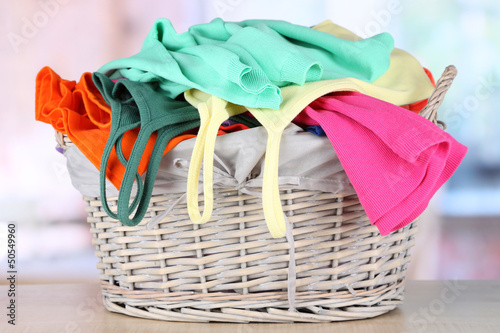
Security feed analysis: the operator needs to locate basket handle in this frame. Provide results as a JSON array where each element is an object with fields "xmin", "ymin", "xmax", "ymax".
[{"xmin": 418, "ymin": 65, "xmax": 458, "ymax": 129}]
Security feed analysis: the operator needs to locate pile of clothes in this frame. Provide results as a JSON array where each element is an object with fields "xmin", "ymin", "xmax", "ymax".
[{"xmin": 35, "ymin": 19, "xmax": 467, "ymax": 238}]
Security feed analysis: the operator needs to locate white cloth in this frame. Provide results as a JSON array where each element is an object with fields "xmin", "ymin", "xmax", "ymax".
[{"xmin": 65, "ymin": 124, "xmax": 354, "ymax": 197}]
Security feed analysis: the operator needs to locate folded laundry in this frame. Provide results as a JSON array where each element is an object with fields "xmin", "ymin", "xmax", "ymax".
[
  {"xmin": 36, "ymin": 18, "xmax": 466, "ymax": 239},
  {"xmin": 293, "ymin": 91, "xmax": 467, "ymax": 235},
  {"xmin": 99, "ymin": 18, "xmax": 394, "ymax": 109}
]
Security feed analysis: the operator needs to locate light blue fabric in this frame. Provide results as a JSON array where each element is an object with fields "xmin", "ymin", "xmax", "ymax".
[{"xmin": 99, "ymin": 18, "xmax": 394, "ymax": 109}]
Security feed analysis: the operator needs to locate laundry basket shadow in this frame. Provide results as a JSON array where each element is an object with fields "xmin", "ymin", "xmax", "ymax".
[{"xmin": 55, "ymin": 65, "xmax": 457, "ymax": 323}]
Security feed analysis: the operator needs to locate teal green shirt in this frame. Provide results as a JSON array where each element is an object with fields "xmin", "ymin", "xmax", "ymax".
[{"xmin": 99, "ymin": 18, "xmax": 394, "ymax": 109}]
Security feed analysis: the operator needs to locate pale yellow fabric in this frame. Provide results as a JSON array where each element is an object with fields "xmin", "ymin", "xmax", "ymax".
[
  {"xmin": 313, "ymin": 20, "xmax": 435, "ymax": 105},
  {"xmin": 247, "ymin": 81, "xmax": 361, "ymax": 237},
  {"xmin": 183, "ymin": 21, "xmax": 435, "ymax": 238},
  {"xmin": 184, "ymin": 89, "xmax": 246, "ymax": 224}
]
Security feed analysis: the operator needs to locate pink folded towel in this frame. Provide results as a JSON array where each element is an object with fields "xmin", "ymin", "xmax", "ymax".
[{"xmin": 294, "ymin": 91, "xmax": 467, "ymax": 235}]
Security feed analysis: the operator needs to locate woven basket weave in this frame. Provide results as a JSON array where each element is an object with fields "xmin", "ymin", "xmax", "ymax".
[{"xmin": 56, "ymin": 66, "xmax": 457, "ymax": 323}]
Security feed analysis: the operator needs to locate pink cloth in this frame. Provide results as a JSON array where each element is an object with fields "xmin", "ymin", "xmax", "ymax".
[{"xmin": 294, "ymin": 91, "xmax": 467, "ymax": 235}]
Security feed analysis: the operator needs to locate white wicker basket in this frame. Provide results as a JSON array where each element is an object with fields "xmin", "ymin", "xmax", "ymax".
[{"xmin": 56, "ymin": 65, "xmax": 457, "ymax": 323}]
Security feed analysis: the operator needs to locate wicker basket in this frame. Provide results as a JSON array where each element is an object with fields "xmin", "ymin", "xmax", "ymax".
[{"xmin": 56, "ymin": 66, "xmax": 457, "ymax": 323}]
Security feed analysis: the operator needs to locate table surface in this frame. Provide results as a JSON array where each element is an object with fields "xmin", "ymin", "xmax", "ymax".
[{"xmin": 1, "ymin": 280, "xmax": 499, "ymax": 333}]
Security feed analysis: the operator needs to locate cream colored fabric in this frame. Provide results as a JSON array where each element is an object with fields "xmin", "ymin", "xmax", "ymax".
[
  {"xmin": 313, "ymin": 20, "xmax": 435, "ymax": 105},
  {"xmin": 245, "ymin": 81, "xmax": 363, "ymax": 237},
  {"xmin": 184, "ymin": 90, "xmax": 247, "ymax": 224}
]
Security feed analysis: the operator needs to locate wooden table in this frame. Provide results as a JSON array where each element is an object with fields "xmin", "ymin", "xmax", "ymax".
[{"xmin": 1, "ymin": 281, "xmax": 499, "ymax": 332}]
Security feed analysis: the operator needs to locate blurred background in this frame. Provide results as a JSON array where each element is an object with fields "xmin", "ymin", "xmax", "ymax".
[{"xmin": 0, "ymin": 0, "xmax": 499, "ymax": 284}]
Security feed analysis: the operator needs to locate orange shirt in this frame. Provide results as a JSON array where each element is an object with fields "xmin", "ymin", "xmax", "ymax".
[{"xmin": 35, "ymin": 67, "xmax": 250, "ymax": 189}]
